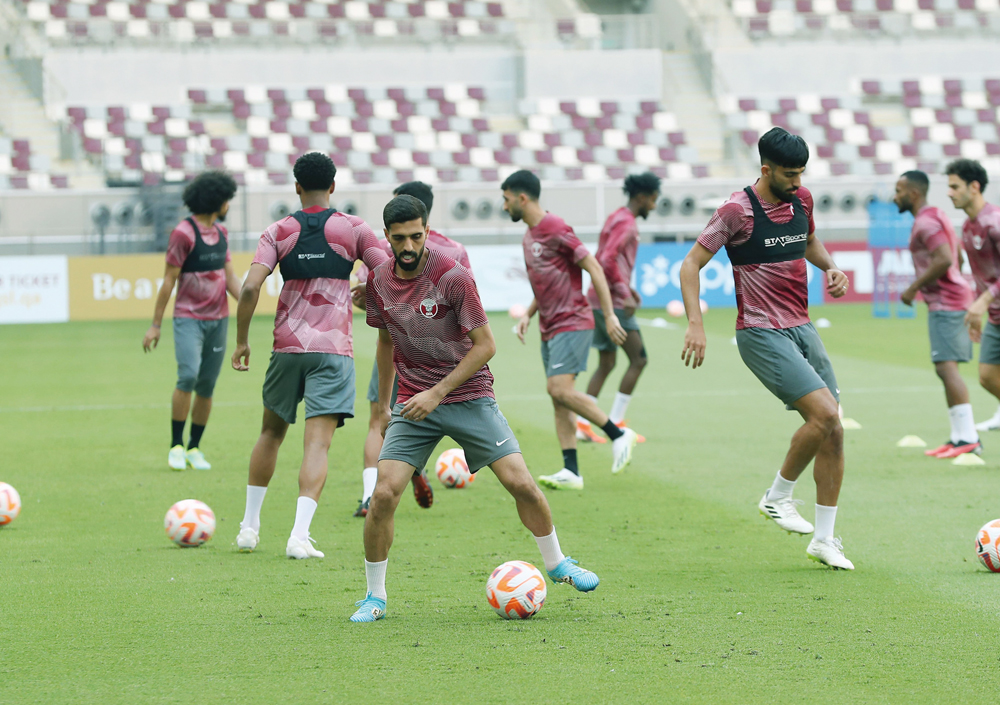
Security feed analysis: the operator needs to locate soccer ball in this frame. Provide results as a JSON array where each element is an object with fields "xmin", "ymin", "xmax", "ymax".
[
  {"xmin": 435, "ymin": 448, "xmax": 474, "ymax": 488},
  {"xmin": 486, "ymin": 560, "xmax": 547, "ymax": 619},
  {"xmin": 0, "ymin": 482, "xmax": 21, "ymax": 526},
  {"xmin": 975, "ymin": 519, "xmax": 1000, "ymax": 572},
  {"xmin": 164, "ymin": 499, "xmax": 216, "ymax": 548}
]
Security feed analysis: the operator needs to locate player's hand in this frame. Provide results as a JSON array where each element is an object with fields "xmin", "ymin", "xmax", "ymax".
[
  {"xmin": 900, "ymin": 285, "xmax": 916, "ymax": 307},
  {"xmin": 516, "ymin": 315, "xmax": 531, "ymax": 344},
  {"xmin": 682, "ymin": 322, "xmax": 707, "ymax": 369},
  {"xmin": 630, "ymin": 288, "xmax": 642, "ymax": 309},
  {"xmin": 605, "ymin": 312, "xmax": 627, "ymax": 346},
  {"xmin": 142, "ymin": 325, "xmax": 160, "ymax": 352},
  {"xmin": 826, "ymin": 269, "xmax": 849, "ymax": 299},
  {"xmin": 231, "ymin": 342, "xmax": 251, "ymax": 371},
  {"xmin": 351, "ymin": 283, "xmax": 367, "ymax": 309},
  {"xmin": 966, "ymin": 299, "xmax": 989, "ymax": 343},
  {"xmin": 379, "ymin": 406, "xmax": 392, "ymax": 438},
  {"xmin": 401, "ymin": 389, "xmax": 443, "ymax": 422}
]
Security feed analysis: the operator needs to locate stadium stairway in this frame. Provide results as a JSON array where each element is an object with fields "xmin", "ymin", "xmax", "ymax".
[{"xmin": 662, "ymin": 52, "xmax": 729, "ymax": 176}]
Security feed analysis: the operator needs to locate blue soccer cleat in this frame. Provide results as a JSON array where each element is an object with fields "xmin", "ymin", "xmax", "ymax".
[
  {"xmin": 349, "ymin": 593, "xmax": 386, "ymax": 623},
  {"xmin": 547, "ymin": 557, "xmax": 599, "ymax": 592}
]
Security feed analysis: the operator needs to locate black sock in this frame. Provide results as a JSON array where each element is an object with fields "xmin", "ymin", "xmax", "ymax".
[
  {"xmin": 601, "ymin": 420, "xmax": 624, "ymax": 441},
  {"xmin": 562, "ymin": 449, "xmax": 579, "ymax": 476},
  {"xmin": 189, "ymin": 423, "xmax": 205, "ymax": 450},
  {"xmin": 171, "ymin": 420, "xmax": 185, "ymax": 448}
]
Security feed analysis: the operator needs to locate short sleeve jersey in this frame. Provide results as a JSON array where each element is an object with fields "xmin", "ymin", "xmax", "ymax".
[
  {"xmin": 962, "ymin": 203, "xmax": 1000, "ymax": 325},
  {"xmin": 252, "ymin": 206, "xmax": 388, "ymax": 355},
  {"xmin": 165, "ymin": 219, "xmax": 231, "ymax": 320},
  {"xmin": 909, "ymin": 205, "xmax": 973, "ymax": 312},
  {"xmin": 523, "ymin": 213, "xmax": 595, "ymax": 341},
  {"xmin": 355, "ymin": 230, "xmax": 472, "ymax": 284},
  {"xmin": 586, "ymin": 206, "xmax": 639, "ymax": 310},
  {"xmin": 698, "ymin": 185, "xmax": 816, "ymax": 330},
  {"xmin": 366, "ymin": 249, "xmax": 494, "ymax": 404}
]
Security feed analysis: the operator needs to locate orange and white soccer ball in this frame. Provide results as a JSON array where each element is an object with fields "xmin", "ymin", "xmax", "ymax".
[
  {"xmin": 435, "ymin": 448, "xmax": 474, "ymax": 488},
  {"xmin": 487, "ymin": 560, "xmax": 547, "ymax": 619},
  {"xmin": 976, "ymin": 519, "xmax": 1000, "ymax": 572},
  {"xmin": 0, "ymin": 482, "xmax": 21, "ymax": 526},
  {"xmin": 164, "ymin": 499, "xmax": 216, "ymax": 548}
]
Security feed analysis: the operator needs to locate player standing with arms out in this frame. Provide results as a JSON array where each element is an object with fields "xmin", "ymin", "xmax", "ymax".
[
  {"xmin": 893, "ymin": 170, "xmax": 979, "ymax": 457},
  {"xmin": 680, "ymin": 128, "xmax": 854, "ymax": 570},
  {"xmin": 946, "ymin": 159, "xmax": 1000, "ymax": 432},
  {"xmin": 231, "ymin": 153, "xmax": 388, "ymax": 559},
  {"xmin": 503, "ymin": 170, "xmax": 638, "ymax": 491},
  {"xmin": 576, "ymin": 172, "xmax": 660, "ymax": 445},
  {"xmin": 351, "ymin": 181, "xmax": 473, "ymax": 517},
  {"xmin": 350, "ymin": 195, "xmax": 598, "ymax": 622},
  {"xmin": 142, "ymin": 171, "xmax": 241, "ymax": 471}
]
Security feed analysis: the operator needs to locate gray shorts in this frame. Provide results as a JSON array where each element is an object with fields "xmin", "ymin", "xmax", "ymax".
[
  {"xmin": 173, "ymin": 316, "xmax": 228, "ymax": 398},
  {"xmin": 736, "ymin": 323, "xmax": 840, "ymax": 410},
  {"xmin": 262, "ymin": 352, "xmax": 355, "ymax": 426},
  {"xmin": 379, "ymin": 396, "xmax": 521, "ymax": 472},
  {"xmin": 928, "ymin": 310, "xmax": 972, "ymax": 363},
  {"xmin": 540, "ymin": 329, "xmax": 593, "ymax": 377},
  {"xmin": 365, "ymin": 359, "xmax": 399, "ymax": 405},
  {"xmin": 981, "ymin": 321, "xmax": 1000, "ymax": 365},
  {"xmin": 592, "ymin": 308, "xmax": 642, "ymax": 352}
]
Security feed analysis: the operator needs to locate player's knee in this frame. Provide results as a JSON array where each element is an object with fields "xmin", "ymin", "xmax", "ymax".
[
  {"xmin": 980, "ymin": 371, "xmax": 997, "ymax": 390},
  {"xmin": 545, "ymin": 378, "xmax": 571, "ymax": 405},
  {"xmin": 598, "ymin": 356, "xmax": 617, "ymax": 373},
  {"xmin": 370, "ymin": 481, "xmax": 400, "ymax": 514},
  {"xmin": 176, "ymin": 374, "xmax": 197, "ymax": 393},
  {"xmin": 630, "ymin": 355, "xmax": 648, "ymax": 372}
]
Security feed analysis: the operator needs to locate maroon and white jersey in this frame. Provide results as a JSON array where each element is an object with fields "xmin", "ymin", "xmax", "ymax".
[
  {"xmin": 165, "ymin": 219, "xmax": 231, "ymax": 320},
  {"xmin": 962, "ymin": 202, "xmax": 1000, "ymax": 325},
  {"xmin": 910, "ymin": 205, "xmax": 972, "ymax": 312},
  {"xmin": 366, "ymin": 249, "xmax": 494, "ymax": 404},
  {"xmin": 586, "ymin": 206, "xmax": 639, "ymax": 310},
  {"xmin": 523, "ymin": 213, "xmax": 595, "ymax": 341},
  {"xmin": 698, "ymin": 185, "xmax": 816, "ymax": 330},
  {"xmin": 252, "ymin": 206, "xmax": 388, "ymax": 355},
  {"xmin": 356, "ymin": 230, "xmax": 472, "ymax": 284}
]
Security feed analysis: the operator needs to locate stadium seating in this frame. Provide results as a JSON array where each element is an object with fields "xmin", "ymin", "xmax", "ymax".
[{"xmin": 0, "ymin": 137, "xmax": 68, "ymax": 190}]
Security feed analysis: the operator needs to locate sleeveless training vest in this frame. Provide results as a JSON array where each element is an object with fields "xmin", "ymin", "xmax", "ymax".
[
  {"xmin": 278, "ymin": 209, "xmax": 354, "ymax": 281},
  {"xmin": 724, "ymin": 187, "xmax": 809, "ymax": 267},
  {"xmin": 180, "ymin": 217, "xmax": 227, "ymax": 272}
]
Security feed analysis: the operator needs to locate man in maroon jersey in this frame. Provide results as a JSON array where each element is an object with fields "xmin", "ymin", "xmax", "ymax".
[
  {"xmin": 503, "ymin": 170, "xmax": 638, "ymax": 492},
  {"xmin": 947, "ymin": 159, "xmax": 1000, "ymax": 432},
  {"xmin": 577, "ymin": 172, "xmax": 660, "ymax": 445},
  {"xmin": 230, "ymin": 152, "xmax": 389, "ymax": 560},
  {"xmin": 680, "ymin": 127, "xmax": 853, "ymax": 570},
  {"xmin": 142, "ymin": 170, "xmax": 241, "ymax": 472},
  {"xmin": 893, "ymin": 169, "xmax": 978, "ymax": 457},
  {"xmin": 349, "ymin": 195, "xmax": 599, "ymax": 622}
]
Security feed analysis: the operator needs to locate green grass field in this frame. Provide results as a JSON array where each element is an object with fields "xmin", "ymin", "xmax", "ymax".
[{"xmin": 3, "ymin": 304, "xmax": 1000, "ymax": 703}]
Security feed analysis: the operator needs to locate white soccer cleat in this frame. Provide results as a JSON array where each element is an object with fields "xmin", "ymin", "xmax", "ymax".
[
  {"xmin": 538, "ymin": 468, "xmax": 584, "ymax": 490},
  {"xmin": 611, "ymin": 428, "xmax": 638, "ymax": 474},
  {"xmin": 185, "ymin": 447, "xmax": 211, "ymax": 470},
  {"xmin": 976, "ymin": 406, "xmax": 1000, "ymax": 432},
  {"xmin": 168, "ymin": 444, "xmax": 187, "ymax": 471},
  {"xmin": 758, "ymin": 493, "xmax": 814, "ymax": 534},
  {"xmin": 807, "ymin": 536, "xmax": 855, "ymax": 570},
  {"xmin": 236, "ymin": 526, "xmax": 259, "ymax": 552},
  {"xmin": 286, "ymin": 535, "xmax": 325, "ymax": 559}
]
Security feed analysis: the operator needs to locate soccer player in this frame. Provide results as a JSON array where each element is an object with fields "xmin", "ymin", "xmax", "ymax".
[
  {"xmin": 679, "ymin": 127, "xmax": 854, "ymax": 570},
  {"xmin": 893, "ymin": 170, "xmax": 979, "ymax": 457},
  {"xmin": 350, "ymin": 194, "xmax": 598, "ymax": 622},
  {"xmin": 351, "ymin": 181, "xmax": 473, "ymax": 517},
  {"xmin": 230, "ymin": 152, "xmax": 388, "ymax": 559},
  {"xmin": 142, "ymin": 170, "xmax": 241, "ymax": 471},
  {"xmin": 576, "ymin": 172, "xmax": 661, "ymax": 445},
  {"xmin": 504, "ymin": 170, "xmax": 638, "ymax": 491},
  {"xmin": 946, "ymin": 159, "xmax": 1000, "ymax": 432}
]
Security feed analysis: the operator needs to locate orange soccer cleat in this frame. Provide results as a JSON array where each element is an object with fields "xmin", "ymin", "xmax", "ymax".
[
  {"xmin": 935, "ymin": 440, "xmax": 983, "ymax": 459},
  {"xmin": 576, "ymin": 420, "xmax": 607, "ymax": 444},
  {"xmin": 616, "ymin": 420, "xmax": 645, "ymax": 443}
]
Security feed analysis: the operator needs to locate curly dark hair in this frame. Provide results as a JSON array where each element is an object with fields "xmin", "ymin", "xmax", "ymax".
[
  {"xmin": 623, "ymin": 172, "xmax": 661, "ymax": 198},
  {"xmin": 293, "ymin": 151, "xmax": 337, "ymax": 192},
  {"xmin": 182, "ymin": 170, "xmax": 237, "ymax": 215},
  {"xmin": 946, "ymin": 159, "xmax": 989, "ymax": 193}
]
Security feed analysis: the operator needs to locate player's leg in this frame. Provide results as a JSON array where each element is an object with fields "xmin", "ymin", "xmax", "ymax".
[
  {"xmin": 546, "ymin": 373, "xmax": 636, "ymax": 475},
  {"xmin": 357, "ymin": 361, "xmax": 383, "ymax": 517},
  {"xmin": 237, "ymin": 406, "xmax": 288, "ymax": 551},
  {"xmin": 186, "ymin": 318, "xmax": 228, "ymax": 470},
  {"xmin": 170, "ymin": 317, "xmax": 199, "ymax": 470},
  {"xmin": 578, "ymin": 310, "xmax": 616, "ymax": 444},
  {"xmin": 610, "ymin": 325, "xmax": 648, "ymax": 442},
  {"xmin": 539, "ymin": 394, "xmax": 585, "ymax": 489},
  {"xmin": 925, "ymin": 311, "xmax": 979, "ymax": 457},
  {"xmin": 978, "ymin": 322, "xmax": 1000, "ymax": 431}
]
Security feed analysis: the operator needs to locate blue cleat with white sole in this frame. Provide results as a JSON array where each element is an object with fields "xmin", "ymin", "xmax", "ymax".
[
  {"xmin": 547, "ymin": 557, "xmax": 599, "ymax": 592},
  {"xmin": 350, "ymin": 593, "xmax": 386, "ymax": 623}
]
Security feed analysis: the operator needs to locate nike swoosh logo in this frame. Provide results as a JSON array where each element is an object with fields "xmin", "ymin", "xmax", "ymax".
[
  {"xmin": 213, "ymin": 346, "xmax": 225, "ymax": 352},
  {"xmin": 496, "ymin": 438, "xmax": 511, "ymax": 446},
  {"xmin": 551, "ymin": 363, "xmax": 564, "ymax": 369}
]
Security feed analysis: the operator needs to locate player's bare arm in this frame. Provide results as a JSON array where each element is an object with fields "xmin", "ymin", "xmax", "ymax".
[
  {"xmin": 901, "ymin": 243, "xmax": 952, "ymax": 306},
  {"xmin": 578, "ymin": 253, "xmax": 626, "ymax": 345},
  {"xmin": 232, "ymin": 263, "xmax": 270, "ymax": 371},
  {"xmin": 401, "ymin": 324, "xmax": 497, "ymax": 422},
  {"xmin": 966, "ymin": 290, "xmax": 994, "ymax": 343},
  {"xmin": 804, "ymin": 233, "xmax": 848, "ymax": 299},
  {"xmin": 224, "ymin": 260, "xmax": 243, "ymax": 301},
  {"xmin": 376, "ymin": 327, "xmax": 395, "ymax": 436},
  {"xmin": 516, "ymin": 298, "xmax": 538, "ymax": 344},
  {"xmin": 680, "ymin": 243, "xmax": 714, "ymax": 369},
  {"xmin": 351, "ymin": 282, "xmax": 367, "ymax": 309},
  {"xmin": 142, "ymin": 263, "xmax": 181, "ymax": 352}
]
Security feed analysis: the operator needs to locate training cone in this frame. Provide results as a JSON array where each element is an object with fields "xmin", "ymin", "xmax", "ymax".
[
  {"xmin": 896, "ymin": 435, "xmax": 927, "ymax": 448},
  {"xmin": 841, "ymin": 418, "xmax": 862, "ymax": 430},
  {"xmin": 952, "ymin": 453, "xmax": 986, "ymax": 466}
]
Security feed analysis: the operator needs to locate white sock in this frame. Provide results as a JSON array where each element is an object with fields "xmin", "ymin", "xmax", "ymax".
[
  {"xmin": 366, "ymin": 559, "xmax": 388, "ymax": 600},
  {"xmin": 290, "ymin": 496, "xmax": 318, "ymax": 540},
  {"xmin": 579, "ymin": 396, "xmax": 597, "ymax": 428},
  {"xmin": 241, "ymin": 485, "xmax": 267, "ymax": 531},
  {"xmin": 814, "ymin": 504, "xmax": 837, "ymax": 541},
  {"xmin": 609, "ymin": 392, "xmax": 631, "ymax": 425},
  {"xmin": 949, "ymin": 403, "xmax": 978, "ymax": 443},
  {"xmin": 361, "ymin": 466, "xmax": 378, "ymax": 502},
  {"xmin": 766, "ymin": 470, "xmax": 796, "ymax": 501},
  {"xmin": 534, "ymin": 527, "xmax": 566, "ymax": 571}
]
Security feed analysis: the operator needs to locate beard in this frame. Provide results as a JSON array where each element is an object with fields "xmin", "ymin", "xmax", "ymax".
[
  {"xmin": 896, "ymin": 201, "xmax": 908, "ymax": 213},
  {"xmin": 772, "ymin": 185, "xmax": 796, "ymax": 203},
  {"xmin": 217, "ymin": 211, "xmax": 227, "ymax": 222},
  {"xmin": 506, "ymin": 209, "xmax": 522, "ymax": 223},
  {"xmin": 395, "ymin": 247, "xmax": 423, "ymax": 271}
]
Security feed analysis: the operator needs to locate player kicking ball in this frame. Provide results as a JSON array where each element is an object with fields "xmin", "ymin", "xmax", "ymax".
[
  {"xmin": 350, "ymin": 195, "xmax": 598, "ymax": 622},
  {"xmin": 680, "ymin": 128, "xmax": 854, "ymax": 570}
]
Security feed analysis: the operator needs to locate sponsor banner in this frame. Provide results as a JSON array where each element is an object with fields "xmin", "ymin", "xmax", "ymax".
[
  {"xmin": 464, "ymin": 245, "xmax": 536, "ymax": 311},
  {"xmin": 0, "ymin": 256, "xmax": 70, "ymax": 324}
]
